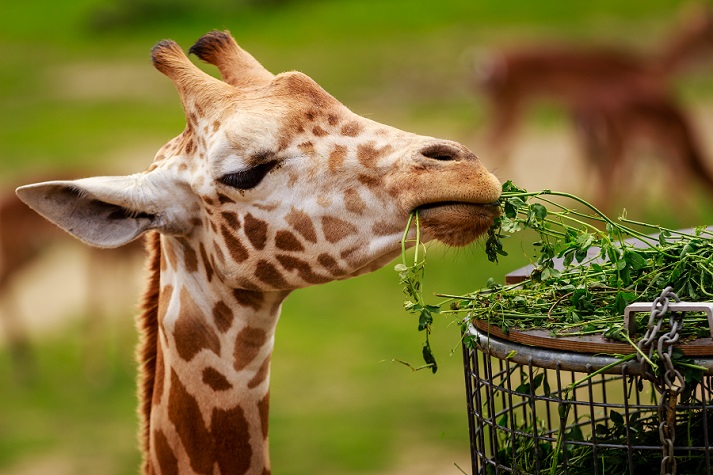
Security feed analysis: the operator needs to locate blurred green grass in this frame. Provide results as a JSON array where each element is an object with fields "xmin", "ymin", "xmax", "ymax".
[{"xmin": 2, "ymin": 0, "xmax": 712, "ymax": 474}]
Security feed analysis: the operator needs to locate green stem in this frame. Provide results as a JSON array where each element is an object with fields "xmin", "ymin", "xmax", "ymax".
[
  {"xmin": 401, "ymin": 212, "xmax": 415, "ymax": 267},
  {"xmin": 621, "ymin": 332, "xmax": 658, "ymax": 372},
  {"xmin": 567, "ymin": 353, "xmax": 637, "ymax": 392}
]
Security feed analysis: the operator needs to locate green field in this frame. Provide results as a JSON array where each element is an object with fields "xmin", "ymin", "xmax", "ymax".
[{"xmin": 2, "ymin": 1, "xmax": 712, "ymax": 474}]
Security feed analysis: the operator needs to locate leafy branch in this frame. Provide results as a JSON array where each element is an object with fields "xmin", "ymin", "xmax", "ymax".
[{"xmin": 395, "ymin": 211, "xmax": 439, "ymax": 373}]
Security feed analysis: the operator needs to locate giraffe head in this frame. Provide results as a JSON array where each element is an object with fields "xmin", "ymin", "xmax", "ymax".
[{"xmin": 16, "ymin": 31, "xmax": 500, "ymax": 291}]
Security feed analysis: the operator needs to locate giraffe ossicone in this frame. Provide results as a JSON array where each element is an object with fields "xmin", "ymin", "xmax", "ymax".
[{"xmin": 16, "ymin": 31, "xmax": 501, "ymax": 474}]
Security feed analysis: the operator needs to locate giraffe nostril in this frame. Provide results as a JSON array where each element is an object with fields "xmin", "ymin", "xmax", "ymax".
[{"xmin": 419, "ymin": 144, "xmax": 461, "ymax": 161}]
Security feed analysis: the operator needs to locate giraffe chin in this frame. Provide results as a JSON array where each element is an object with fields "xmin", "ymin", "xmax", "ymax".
[{"xmin": 417, "ymin": 202, "xmax": 500, "ymax": 247}]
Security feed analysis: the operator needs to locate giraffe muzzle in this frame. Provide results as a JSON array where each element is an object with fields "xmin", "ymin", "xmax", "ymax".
[{"xmin": 416, "ymin": 201, "xmax": 500, "ymax": 247}]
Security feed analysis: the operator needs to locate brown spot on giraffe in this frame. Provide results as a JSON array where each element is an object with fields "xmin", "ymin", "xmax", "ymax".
[
  {"xmin": 344, "ymin": 188, "xmax": 366, "ymax": 215},
  {"xmin": 275, "ymin": 230, "xmax": 304, "ymax": 252},
  {"xmin": 317, "ymin": 253, "xmax": 346, "ymax": 276},
  {"xmin": 357, "ymin": 173, "xmax": 383, "ymax": 190},
  {"xmin": 212, "ymin": 300, "xmax": 234, "ymax": 333},
  {"xmin": 285, "ymin": 209, "xmax": 318, "ymax": 243},
  {"xmin": 178, "ymin": 238, "xmax": 199, "ymax": 272},
  {"xmin": 233, "ymin": 288, "xmax": 264, "ymax": 311},
  {"xmin": 327, "ymin": 113, "xmax": 340, "ymax": 126},
  {"xmin": 276, "ymin": 254, "xmax": 330, "ymax": 284},
  {"xmin": 163, "ymin": 242, "xmax": 178, "ymax": 271},
  {"xmin": 328, "ymin": 144, "xmax": 347, "ymax": 172},
  {"xmin": 248, "ymin": 355, "xmax": 271, "ymax": 389},
  {"xmin": 244, "ymin": 213, "xmax": 268, "ymax": 250},
  {"xmin": 253, "ymin": 202, "xmax": 278, "ymax": 212},
  {"xmin": 317, "ymin": 195, "xmax": 332, "ymax": 208},
  {"xmin": 312, "ymin": 125, "xmax": 328, "ymax": 137},
  {"xmin": 340, "ymin": 245, "xmax": 360, "ymax": 261},
  {"xmin": 185, "ymin": 138, "xmax": 196, "ymax": 155},
  {"xmin": 153, "ymin": 429, "xmax": 179, "ymax": 475},
  {"xmin": 152, "ymin": 341, "xmax": 165, "ymax": 406},
  {"xmin": 321, "ymin": 216, "xmax": 358, "ymax": 243},
  {"xmin": 372, "ymin": 219, "xmax": 405, "ymax": 236},
  {"xmin": 199, "ymin": 243, "xmax": 214, "ymax": 283},
  {"xmin": 202, "ymin": 367, "xmax": 233, "ymax": 391},
  {"xmin": 254, "ymin": 259, "xmax": 289, "ymax": 289},
  {"xmin": 298, "ymin": 141, "xmax": 315, "ymax": 155},
  {"xmin": 211, "ymin": 405, "xmax": 253, "ymax": 475},
  {"xmin": 218, "ymin": 193, "xmax": 236, "ymax": 205},
  {"xmin": 158, "ymin": 284, "xmax": 173, "ymax": 328},
  {"xmin": 233, "ymin": 326, "xmax": 268, "ymax": 372},
  {"xmin": 287, "ymin": 172, "xmax": 299, "ymax": 189},
  {"xmin": 168, "ymin": 369, "xmax": 215, "ymax": 474},
  {"xmin": 340, "ymin": 121, "xmax": 362, "ymax": 137},
  {"xmin": 305, "ymin": 109, "xmax": 319, "ymax": 121},
  {"xmin": 221, "ymin": 225, "xmax": 249, "ymax": 263},
  {"xmin": 173, "ymin": 287, "xmax": 221, "ymax": 361},
  {"xmin": 258, "ymin": 393, "xmax": 270, "ymax": 439},
  {"xmin": 357, "ymin": 142, "xmax": 393, "ymax": 168},
  {"xmin": 221, "ymin": 211, "xmax": 241, "ymax": 229}
]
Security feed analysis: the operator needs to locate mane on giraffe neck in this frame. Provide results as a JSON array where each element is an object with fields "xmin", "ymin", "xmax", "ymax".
[{"xmin": 137, "ymin": 231, "xmax": 162, "ymax": 473}]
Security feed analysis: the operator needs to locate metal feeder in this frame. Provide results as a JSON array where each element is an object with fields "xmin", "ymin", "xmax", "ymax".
[{"xmin": 461, "ymin": 267, "xmax": 713, "ymax": 475}]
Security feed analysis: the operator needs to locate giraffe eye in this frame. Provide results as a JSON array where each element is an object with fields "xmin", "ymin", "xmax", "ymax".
[{"xmin": 220, "ymin": 161, "xmax": 278, "ymax": 190}]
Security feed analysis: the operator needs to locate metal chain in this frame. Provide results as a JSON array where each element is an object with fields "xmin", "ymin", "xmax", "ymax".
[{"xmin": 635, "ymin": 286, "xmax": 686, "ymax": 475}]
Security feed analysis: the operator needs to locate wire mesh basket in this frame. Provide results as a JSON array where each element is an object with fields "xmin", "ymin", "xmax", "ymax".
[{"xmin": 461, "ymin": 297, "xmax": 713, "ymax": 475}]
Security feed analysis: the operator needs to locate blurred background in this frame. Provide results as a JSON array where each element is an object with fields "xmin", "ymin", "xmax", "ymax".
[{"xmin": 2, "ymin": 1, "xmax": 713, "ymax": 474}]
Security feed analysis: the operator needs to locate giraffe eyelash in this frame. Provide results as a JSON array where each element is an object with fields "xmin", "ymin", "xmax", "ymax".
[{"xmin": 219, "ymin": 161, "xmax": 278, "ymax": 190}]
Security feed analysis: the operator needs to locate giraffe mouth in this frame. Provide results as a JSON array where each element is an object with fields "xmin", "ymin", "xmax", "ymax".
[{"xmin": 415, "ymin": 201, "xmax": 500, "ymax": 247}]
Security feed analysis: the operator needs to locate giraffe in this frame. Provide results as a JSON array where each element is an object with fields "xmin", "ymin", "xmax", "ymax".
[{"xmin": 15, "ymin": 31, "xmax": 501, "ymax": 474}]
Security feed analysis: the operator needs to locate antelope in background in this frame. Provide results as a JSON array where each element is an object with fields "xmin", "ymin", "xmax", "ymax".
[{"xmin": 474, "ymin": 3, "xmax": 713, "ymax": 210}]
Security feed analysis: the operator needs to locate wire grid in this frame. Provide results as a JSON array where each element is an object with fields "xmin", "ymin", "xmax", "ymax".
[{"xmin": 462, "ymin": 327, "xmax": 713, "ymax": 475}]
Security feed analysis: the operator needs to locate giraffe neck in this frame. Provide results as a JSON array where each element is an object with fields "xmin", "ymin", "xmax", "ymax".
[{"xmin": 142, "ymin": 233, "xmax": 288, "ymax": 475}]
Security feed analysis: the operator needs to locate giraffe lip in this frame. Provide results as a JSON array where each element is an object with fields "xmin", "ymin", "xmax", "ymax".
[
  {"xmin": 414, "ymin": 201, "xmax": 500, "ymax": 247},
  {"xmin": 416, "ymin": 200, "xmax": 499, "ymax": 212}
]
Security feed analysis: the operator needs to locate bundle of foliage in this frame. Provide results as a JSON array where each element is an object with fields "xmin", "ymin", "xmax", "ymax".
[{"xmin": 397, "ymin": 180, "xmax": 713, "ymax": 370}]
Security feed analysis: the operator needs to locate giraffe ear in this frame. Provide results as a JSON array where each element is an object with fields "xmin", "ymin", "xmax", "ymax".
[{"xmin": 15, "ymin": 174, "xmax": 186, "ymax": 248}]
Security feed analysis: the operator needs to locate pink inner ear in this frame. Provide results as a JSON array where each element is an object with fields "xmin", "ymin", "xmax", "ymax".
[{"xmin": 16, "ymin": 181, "xmax": 157, "ymax": 249}]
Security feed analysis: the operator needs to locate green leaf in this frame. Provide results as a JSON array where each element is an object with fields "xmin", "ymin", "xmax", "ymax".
[
  {"xmin": 610, "ymin": 410, "xmax": 624, "ymax": 426},
  {"xmin": 624, "ymin": 250, "xmax": 646, "ymax": 270},
  {"xmin": 418, "ymin": 309, "xmax": 433, "ymax": 331},
  {"xmin": 568, "ymin": 424, "xmax": 584, "ymax": 441},
  {"xmin": 532, "ymin": 373, "xmax": 545, "ymax": 392},
  {"xmin": 614, "ymin": 291, "xmax": 636, "ymax": 314},
  {"xmin": 563, "ymin": 249, "xmax": 575, "ymax": 267},
  {"xmin": 422, "ymin": 341, "xmax": 438, "ymax": 374},
  {"xmin": 504, "ymin": 197, "xmax": 526, "ymax": 219},
  {"xmin": 659, "ymin": 230, "xmax": 671, "ymax": 246},
  {"xmin": 530, "ymin": 203, "xmax": 548, "ymax": 221}
]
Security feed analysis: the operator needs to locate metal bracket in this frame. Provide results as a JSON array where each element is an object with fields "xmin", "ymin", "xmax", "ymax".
[{"xmin": 624, "ymin": 301, "xmax": 713, "ymax": 338}]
